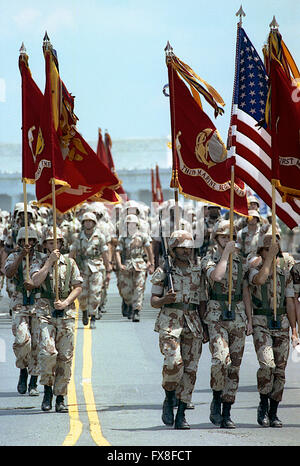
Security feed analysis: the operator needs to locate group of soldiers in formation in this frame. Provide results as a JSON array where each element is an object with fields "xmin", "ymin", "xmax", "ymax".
[{"xmin": 2, "ymin": 194, "xmax": 300, "ymax": 433}]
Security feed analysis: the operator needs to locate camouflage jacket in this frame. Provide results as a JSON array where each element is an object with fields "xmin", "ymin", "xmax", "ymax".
[
  {"xmin": 117, "ymin": 232, "xmax": 151, "ymax": 271},
  {"xmin": 30, "ymin": 254, "xmax": 83, "ymax": 318},
  {"xmin": 70, "ymin": 227, "xmax": 108, "ymax": 273},
  {"xmin": 201, "ymin": 248, "xmax": 248, "ymax": 320},
  {"xmin": 150, "ymin": 261, "xmax": 204, "ymax": 338}
]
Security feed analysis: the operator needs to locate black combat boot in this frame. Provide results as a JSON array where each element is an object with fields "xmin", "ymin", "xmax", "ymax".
[
  {"xmin": 220, "ymin": 402, "xmax": 236, "ymax": 429},
  {"xmin": 162, "ymin": 389, "xmax": 175, "ymax": 426},
  {"xmin": 174, "ymin": 401, "xmax": 190, "ymax": 430},
  {"xmin": 257, "ymin": 393, "xmax": 270, "ymax": 427},
  {"xmin": 127, "ymin": 305, "xmax": 133, "ymax": 320},
  {"xmin": 17, "ymin": 368, "xmax": 28, "ymax": 394},
  {"xmin": 209, "ymin": 390, "xmax": 222, "ymax": 426},
  {"xmin": 268, "ymin": 399, "xmax": 282, "ymax": 428},
  {"xmin": 82, "ymin": 310, "xmax": 89, "ymax": 326},
  {"xmin": 41, "ymin": 385, "xmax": 53, "ymax": 411},
  {"xmin": 121, "ymin": 300, "xmax": 128, "ymax": 317},
  {"xmin": 90, "ymin": 315, "xmax": 96, "ymax": 329},
  {"xmin": 55, "ymin": 395, "xmax": 68, "ymax": 413},
  {"xmin": 132, "ymin": 310, "xmax": 140, "ymax": 322},
  {"xmin": 28, "ymin": 375, "xmax": 39, "ymax": 396}
]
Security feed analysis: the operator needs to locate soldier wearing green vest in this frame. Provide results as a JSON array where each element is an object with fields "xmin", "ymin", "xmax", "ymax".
[
  {"xmin": 247, "ymin": 226, "xmax": 296, "ymax": 428},
  {"xmin": 201, "ymin": 220, "xmax": 253, "ymax": 429},
  {"xmin": 5, "ymin": 227, "xmax": 42, "ymax": 396},
  {"xmin": 30, "ymin": 227, "xmax": 83, "ymax": 413}
]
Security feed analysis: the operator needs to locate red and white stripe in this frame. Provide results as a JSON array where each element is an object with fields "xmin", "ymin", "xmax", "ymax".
[{"xmin": 230, "ymin": 104, "xmax": 300, "ymax": 229}]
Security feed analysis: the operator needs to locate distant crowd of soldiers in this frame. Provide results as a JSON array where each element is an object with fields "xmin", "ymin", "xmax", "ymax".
[{"xmin": 1, "ymin": 196, "xmax": 300, "ymax": 429}]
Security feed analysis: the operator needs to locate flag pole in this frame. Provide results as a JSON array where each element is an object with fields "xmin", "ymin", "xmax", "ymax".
[
  {"xmin": 272, "ymin": 181, "xmax": 277, "ymax": 324},
  {"xmin": 22, "ymin": 180, "xmax": 30, "ymax": 284},
  {"xmin": 51, "ymin": 178, "xmax": 59, "ymax": 302},
  {"xmin": 228, "ymin": 164, "xmax": 235, "ymax": 316}
]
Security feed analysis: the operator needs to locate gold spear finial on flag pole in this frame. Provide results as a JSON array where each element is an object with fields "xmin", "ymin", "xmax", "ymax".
[
  {"xmin": 269, "ymin": 16, "xmax": 279, "ymax": 30},
  {"xmin": 236, "ymin": 5, "xmax": 246, "ymax": 25},
  {"xmin": 165, "ymin": 41, "xmax": 179, "ymax": 230}
]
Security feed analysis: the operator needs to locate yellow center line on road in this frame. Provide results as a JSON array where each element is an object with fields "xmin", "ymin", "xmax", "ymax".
[
  {"xmin": 82, "ymin": 322, "xmax": 110, "ymax": 446},
  {"xmin": 62, "ymin": 302, "xmax": 83, "ymax": 446}
]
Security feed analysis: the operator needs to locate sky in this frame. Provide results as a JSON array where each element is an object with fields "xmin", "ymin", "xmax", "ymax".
[{"xmin": 0, "ymin": 0, "xmax": 299, "ymax": 145}]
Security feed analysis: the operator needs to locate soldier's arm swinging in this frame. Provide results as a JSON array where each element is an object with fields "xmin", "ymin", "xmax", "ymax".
[
  {"xmin": 286, "ymin": 297, "xmax": 298, "ymax": 343},
  {"xmin": 243, "ymin": 283, "xmax": 253, "ymax": 335}
]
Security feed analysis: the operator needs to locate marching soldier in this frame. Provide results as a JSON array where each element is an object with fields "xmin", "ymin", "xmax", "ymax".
[
  {"xmin": 5, "ymin": 227, "xmax": 42, "ymax": 396},
  {"xmin": 236, "ymin": 210, "xmax": 261, "ymax": 265},
  {"xmin": 201, "ymin": 220, "xmax": 253, "ymax": 429},
  {"xmin": 247, "ymin": 227, "xmax": 296, "ymax": 428},
  {"xmin": 115, "ymin": 214, "xmax": 154, "ymax": 322},
  {"xmin": 150, "ymin": 230, "xmax": 204, "ymax": 430},
  {"xmin": 30, "ymin": 227, "xmax": 83, "ymax": 412},
  {"xmin": 198, "ymin": 205, "xmax": 222, "ymax": 258},
  {"xmin": 69, "ymin": 212, "xmax": 112, "ymax": 328}
]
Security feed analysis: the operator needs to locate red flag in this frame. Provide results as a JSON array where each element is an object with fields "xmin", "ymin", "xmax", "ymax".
[
  {"xmin": 19, "ymin": 50, "xmax": 44, "ymax": 184},
  {"xmin": 155, "ymin": 165, "xmax": 164, "ymax": 204},
  {"xmin": 151, "ymin": 168, "xmax": 157, "ymax": 202},
  {"xmin": 34, "ymin": 41, "xmax": 121, "ymax": 212},
  {"xmin": 167, "ymin": 62, "xmax": 248, "ymax": 216},
  {"xmin": 104, "ymin": 130, "xmax": 128, "ymax": 201},
  {"xmin": 268, "ymin": 47, "xmax": 300, "ymax": 198}
]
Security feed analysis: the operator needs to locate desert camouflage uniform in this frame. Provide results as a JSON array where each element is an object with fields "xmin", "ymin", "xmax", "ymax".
[
  {"xmin": 5, "ymin": 250, "xmax": 44, "ymax": 375},
  {"xmin": 30, "ymin": 254, "xmax": 83, "ymax": 396},
  {"xmin": 151, "ymin": 262, "xmax": 203, "ymax": 403},
  {"xmin": 248, "ymin": 260, "xmax": 295, "ymax": 401},
  {"xmin": 236, "ymin": 224, "xmax": 260, "ymax": 265},
  {"xmin": 201, "ymin": 249, "xmax": 248, "ymax": 403},
  {"xmin": 116, "ymin": 231, "xmax": 151, "ymax": 312},
  {"xmin": 70, "ymin": 227, "xmax": 108, "ymax": 317}
]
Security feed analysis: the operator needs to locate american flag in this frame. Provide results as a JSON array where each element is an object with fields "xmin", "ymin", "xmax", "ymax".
[{"xmin": 229, "ymin": 24, "xmax": 300, "ymax": 229}]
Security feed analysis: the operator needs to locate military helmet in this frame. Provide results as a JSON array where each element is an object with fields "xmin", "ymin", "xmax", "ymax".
[
  {"xmin": 43, "ymin": 227, "xmax": 63, "ymax": 242},
  {"xmin": 248, "ymin": 195, "xmax": 260, "ymax": 207},
  {"xmin": 124, "ymin": 214, "xmax": 139, "ymax": 224},
  {"xmin": 247, "ymin": 209, "xmax": 261, "ymax": 221},
  {"xmin": 169, "ymin": 230, "xmax": 194, "ymax": 249},
  {"xmin": 81, "ymin": 212, "xmax": 97, "ymax": 224},
  {"xmin": 211, "ymin": 220, "xmax": 236, "ymax": 242},
  {"xmin": 16, "ymin": 227, "xmax": 38, "ymax": 244},
  {"xmin": 257, "ymin": 225, "xmax": 280, "ymax": 250}
]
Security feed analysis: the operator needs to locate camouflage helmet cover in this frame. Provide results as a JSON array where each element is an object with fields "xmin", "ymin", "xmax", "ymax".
[
  {"xmin": 124, "ymin": 214, "xmax": 139, "ymax": 224},
  {"xmin": 16, "ymin": 227, "xmax": 38, "ymax": 243},
  {"xmin": 211, "ymin": 220, "xmax": 236, "ymax": 242},
  {"xmin": 169, "ymin": 230, "xmax": 194, "ymax": 249},
  {"xmin": 81, "ymin": 212, "xmax": 97, "ymax": 224},
  {"xmin": 247, "ymin": 209, "xmax": 261, "ymax": 221},
  {"xmin": 43, "ymin": 227, "xmax": 63, "ymax": 242}
]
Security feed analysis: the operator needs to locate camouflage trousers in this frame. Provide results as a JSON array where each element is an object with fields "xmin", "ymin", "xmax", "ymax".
[
  {"xmin": 207, "ymin": 316, "xmax": 246, "ymax": 404},
  {"xmin": 78, "ymin": 268, "xmax": 104, "ymax": 316},
  {"xmin": 159, "ymin": 321, "xmax": 202, "ymax": 403},
  {"xmin": 99, "ymin": 270, "xmax": 109, "ymax": 310},
  {"xmin": 38, "ymin": 314, "xmax": 75, "ymax": 396},
  {"xmin": 12, "ymin": 310, "xmax": 40, "ymax": 375},
  {"xmin": 117, "ymin": 268, "xmax": 147, "ymax": 311},
  {"xmin": 252, "ymin": 316, "xmax": 289, "ymax": 402}
]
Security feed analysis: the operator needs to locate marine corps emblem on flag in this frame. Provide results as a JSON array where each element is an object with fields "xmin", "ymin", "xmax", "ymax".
[{"xmin": 195, "ymin": 128, "xmax": 227, "ymax": 167}]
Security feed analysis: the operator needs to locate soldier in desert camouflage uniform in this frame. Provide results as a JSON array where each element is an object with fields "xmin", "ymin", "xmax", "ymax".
[
  {"xmin": 247, "ymin": 227, "xmax": 296, "ymax": 428},
  {"xmin": 115, "ymin": 214, "xmax": 154, "ymax": 322},
  {"xmin": 291, "ymin": 260, "xmax": 300, "ymax": 346},
  {"xmin": 151, "ymin": 230, "xmax": 204, "ymax": 430},
  {"xmin": 201, "ymin": 220, "xmax": 253, "ymax": 429},
  {"xmin": 5, "ymin": 227, "xmax": 42, "ymax": 396},
  {"xmin": 30, "ymin": 227, "xmax": 83, "ymax": 413},
  {"xmin": 69, "ymin": 212, "xmax": 111, "ymax": 329},
  {"xmin": 236, "ymin": 210, "xmax": 261, "ymax": 265}
]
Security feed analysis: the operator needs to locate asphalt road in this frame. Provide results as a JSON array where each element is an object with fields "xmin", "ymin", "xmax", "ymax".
[{"xmin": 1, "ymin": 274, "xmax": 300, "ymax": 450}]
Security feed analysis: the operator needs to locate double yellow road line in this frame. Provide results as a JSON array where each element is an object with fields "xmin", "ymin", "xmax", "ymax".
[{"xmin": 62, "ymin": 306, "xmax": 110, "ymax": 446}]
